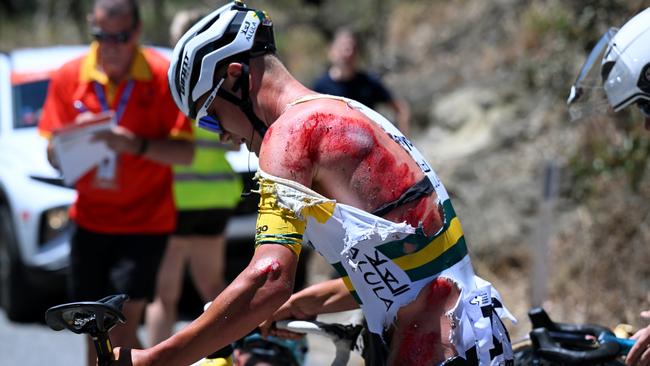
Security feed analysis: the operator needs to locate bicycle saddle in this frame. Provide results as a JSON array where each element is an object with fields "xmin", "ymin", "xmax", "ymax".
[
  {"xmin": 528, "ymin": 307, "xmax": 621, "ymax": 365},
  {"xmin": 44, "ymin": 294, "xmax": 128, "ymax": 335}
]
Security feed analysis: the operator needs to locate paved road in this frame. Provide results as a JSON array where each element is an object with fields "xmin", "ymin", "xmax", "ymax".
[
  {"xmin": 0, "ymin": 309, "xmax": 364, "ymax": 366},
  {"xmin": 0, "ymin": 309, "xmax": 85, "ymax": 366}
]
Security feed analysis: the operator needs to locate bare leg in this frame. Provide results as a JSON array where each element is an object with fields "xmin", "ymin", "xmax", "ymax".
[
  {"xmin": 388, "ymin": 277, "xmax": 461, "ymax": 366},
  {"xmin": 187, "ymin": 234, "xmax": 227, "ymax": 302},
  {"xmin": 145, "ymin": 237, "xmax": 188, "ymax": 346}
]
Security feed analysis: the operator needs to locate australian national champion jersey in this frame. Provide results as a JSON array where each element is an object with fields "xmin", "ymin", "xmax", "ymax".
[{"xmin": 255, "ymin": 95, "xmax": 515, "ymax": 365}]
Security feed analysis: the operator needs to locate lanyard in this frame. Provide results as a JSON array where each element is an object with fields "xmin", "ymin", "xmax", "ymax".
[{"xmin": 93, "ymin": 79, "xmax": 135, "ymax": 124}]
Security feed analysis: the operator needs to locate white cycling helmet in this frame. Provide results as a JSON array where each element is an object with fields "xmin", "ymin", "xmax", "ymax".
[
  {"xmin": 568, "ymin": 8, "xmax": 650, "ymax": 120},
  {"xmin": 168, "ymin": 1, "xmax": 275, "ymax": 136}
]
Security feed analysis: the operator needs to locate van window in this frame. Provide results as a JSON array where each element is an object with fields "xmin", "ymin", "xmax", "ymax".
[{"xmin": 13, "ymin": 79, "xmax": 49, "ymax": 129}]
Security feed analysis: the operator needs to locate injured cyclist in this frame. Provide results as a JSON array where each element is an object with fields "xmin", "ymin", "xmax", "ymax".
[{"xmin": 112, "ymin": 2, "xmax": 515, "ymax": 365}]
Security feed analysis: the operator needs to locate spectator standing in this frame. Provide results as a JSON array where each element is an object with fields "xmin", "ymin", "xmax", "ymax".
[
  {"xmin": 313, "ymin": 28, "xmax": 411, "ymax": 136},
  {"xmin": 37, "ymin": 1, "xmax": 193, "ymax": 365},
  {"xmin": 145, "ymin": 9, "xmax": 244, "ymax": 348}
]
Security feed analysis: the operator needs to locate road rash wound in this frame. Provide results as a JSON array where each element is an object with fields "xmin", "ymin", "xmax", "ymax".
[
  {"xmin": 394, "ymin": 277, "xmax": 456, "ymax": 365},
  {"xmin": 396, "ymin": 197, "xmax": 443, "ymax": 236},
  {"xmin": 253, "ymin": 258, "xmax": 281, "ymax": 280},
  {"xmin": 282, "ymin": 112, "xmax": 417, "ymax": 207}
]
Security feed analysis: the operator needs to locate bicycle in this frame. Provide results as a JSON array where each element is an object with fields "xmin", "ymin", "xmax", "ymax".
[
  {"xmin": 259, "ymin": 307, "xmax": 639, "ymax": 366},
  {"xmin": 44, "ymin": 294, "xmax": 362, "ymax": 366},
  {"xmin": 45, "ymin": 295, "xmax": 638, "ymax": 366}
]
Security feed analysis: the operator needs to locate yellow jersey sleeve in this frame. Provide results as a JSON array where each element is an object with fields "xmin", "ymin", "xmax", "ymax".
[{"xmin": 255, "ymin": 178, "xmax": 303, "ymax": 257}]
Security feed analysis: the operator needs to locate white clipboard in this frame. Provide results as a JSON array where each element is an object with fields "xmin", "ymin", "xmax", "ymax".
[{"xmin": 51, "ymin": 113, "xmax": 115, "ymax": 186}]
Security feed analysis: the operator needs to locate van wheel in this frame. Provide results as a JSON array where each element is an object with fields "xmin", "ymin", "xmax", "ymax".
[{"xmin": 0, "ymin": 206, "xmax": 35, "ymax": 322}]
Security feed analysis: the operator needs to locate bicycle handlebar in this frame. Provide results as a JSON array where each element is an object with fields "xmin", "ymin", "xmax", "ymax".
[
  {"xmin": 528, "ymin": 307, "xmax": 634, "ymax": 365},
  {"xmin": 275, "ymin": 319, "xmax": 363, "ymax": 366},
  {"xmin": 275, "ymin": 319, "xmax": 361, "ymax": 342}
]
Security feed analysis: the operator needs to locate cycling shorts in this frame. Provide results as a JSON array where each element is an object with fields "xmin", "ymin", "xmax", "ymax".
[
  {"xmin": 68, "ymin": 226, "xmax": 168, "ymax": 302},
  {"xmin": 175, "ymin": 208, "xmax": 234, "ymax": 236}
]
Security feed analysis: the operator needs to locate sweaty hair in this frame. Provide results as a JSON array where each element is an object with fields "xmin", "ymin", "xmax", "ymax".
[{"xmin": 93, "ymin": 0, "xmax": 140, "ymax": 28}]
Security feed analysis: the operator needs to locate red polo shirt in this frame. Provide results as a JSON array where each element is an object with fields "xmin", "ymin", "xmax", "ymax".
[{"xmin": 39, "ymin": 43, "xmax": 192, "ymax": 234}]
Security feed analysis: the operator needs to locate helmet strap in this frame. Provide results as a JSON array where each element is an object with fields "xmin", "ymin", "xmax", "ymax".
[{"xmin": 217, "ymin": 62, "xmax": 268, "ymax": 138}]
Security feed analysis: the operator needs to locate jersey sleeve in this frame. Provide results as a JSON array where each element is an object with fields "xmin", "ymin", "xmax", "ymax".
[{"xmin": 255, "ymin": 177, "xmax": 304, "ymax": 257}]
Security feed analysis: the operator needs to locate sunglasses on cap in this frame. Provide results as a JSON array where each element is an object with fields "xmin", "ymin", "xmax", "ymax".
[
  {"xmin": 91, "ymin": 27, "xmax": 134, "ymax": 44},
  {"xmin": 196, "ymin": 78, "xmax": 226, "ymax": 135}
]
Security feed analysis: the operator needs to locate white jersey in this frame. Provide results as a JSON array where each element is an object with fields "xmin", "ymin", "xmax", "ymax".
[{"xmin": 256, "ymin": 94, "xmax": 516, "ymax": 365}]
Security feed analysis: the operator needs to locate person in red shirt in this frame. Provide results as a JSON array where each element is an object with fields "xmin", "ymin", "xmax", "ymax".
[{"xmin": 37, "ymin": 1, "xmax": 193, "ymax": 365}]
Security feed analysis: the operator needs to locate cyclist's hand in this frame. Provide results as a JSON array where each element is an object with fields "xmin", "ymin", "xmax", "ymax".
[
  {"xmin": 627, "ymin": 324, "xmax": 650, "ymax": 366},
  {"xmin": 259, "ymin": 299, "xmax": 314, "ymax": 340},
  {"xmin": 112, "ymin": 347, "xmax": 151, "ymax": 366}
]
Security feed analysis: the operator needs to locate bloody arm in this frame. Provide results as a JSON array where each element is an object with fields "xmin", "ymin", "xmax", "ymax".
[{"xmin": 114, "ymin": 244, "xmax": 297, "ymax": 366}]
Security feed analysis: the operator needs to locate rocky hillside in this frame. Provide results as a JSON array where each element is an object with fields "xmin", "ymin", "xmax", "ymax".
[
  {"xmin": 274, "ymin": 0, "xmax": 650, "ymax": 338},
  {"xmin": 365, "ymin": 0, "xmax": 650, "ymax": 338}
]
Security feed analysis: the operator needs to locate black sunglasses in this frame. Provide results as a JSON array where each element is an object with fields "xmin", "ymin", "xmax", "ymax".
[{"xmin": 91, "ymin": 27, "xmax": 134, "ymax": 44}]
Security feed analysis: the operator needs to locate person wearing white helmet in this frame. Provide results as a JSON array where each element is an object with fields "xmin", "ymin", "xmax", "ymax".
[
  {"xmin": 568, "ymin": 7, "xmax": 650, "ymax": 366},
  {"xmin": 568, "ymin": 7, "xmax": 650, "ymax": 128},
  {"xmin": 113, "ymin": 2, "xmax": 515, "ymax": 365}
]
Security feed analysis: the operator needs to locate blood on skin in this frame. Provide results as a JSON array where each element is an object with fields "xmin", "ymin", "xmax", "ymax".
[
  {"xmin": 254, "ymin": 258, "xmax": 281, "ymax": 277},
  {"xmin": 395, "ymin": 278, "xmax": 454, "ymax": 365},
  {"xmin": 361, "ymin": 144, "xmax": 414, "ymax": 204},
  {"xmin": 428, "ymin": 277, "xmax": 453, "ymax": 304},
  {"xmin": 397, "ymin": 327, "xmax": 441, "ymax": 365},
  {"xmin": 283, "ymin": 113, "xmax": 373, "ymax": 167},
  {"xmin": 284, "ymin": 112, "xmax": 417, "ymax": 203},
  {"xmin": 398, "ymin": 198, "xmax": 444, "ymax": 236}
]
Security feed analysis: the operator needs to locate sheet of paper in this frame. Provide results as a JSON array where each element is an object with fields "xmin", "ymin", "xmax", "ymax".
[{"xmin": 52, "ymin": 115, "xmax": 115, "ymax": 186}]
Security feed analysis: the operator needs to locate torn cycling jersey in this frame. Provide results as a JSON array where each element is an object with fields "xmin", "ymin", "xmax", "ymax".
[{"xmin": 254, "ymin": 94, "xmax": 516, "ymax": 365}]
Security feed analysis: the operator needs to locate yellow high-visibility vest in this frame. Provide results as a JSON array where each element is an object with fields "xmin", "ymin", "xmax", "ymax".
[{"xmin": 173, "ymin": 125, "xmax": 243, "ymax": 210}]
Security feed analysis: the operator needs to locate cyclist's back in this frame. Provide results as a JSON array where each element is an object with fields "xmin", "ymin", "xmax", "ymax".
[{"xmin": 256, "ymin": 94, "xmax": 515, "ymax": 365}]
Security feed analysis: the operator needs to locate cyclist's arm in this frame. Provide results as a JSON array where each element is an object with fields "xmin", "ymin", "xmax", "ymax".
[
  {"xmin": 114, "ymin": 244, "xmax": 298, "ymax": 366},
  {"xmin": 260, "ymin": 278, "xmax": 359, "ymax": 338},
  {"xmin": 280, "ymin": 278, "xmax": 358, "ymax": 317}
]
